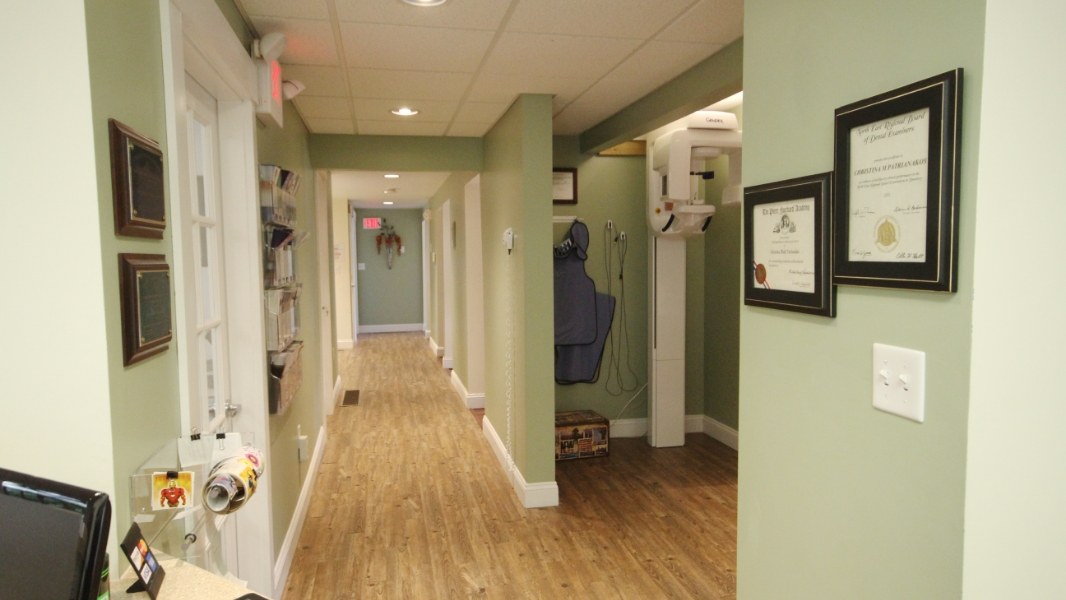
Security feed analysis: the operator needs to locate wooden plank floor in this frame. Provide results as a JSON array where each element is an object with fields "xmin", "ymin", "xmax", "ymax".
[{"xmin": 282, "ymin": 333, "xmax": 737, "ymax": 599}]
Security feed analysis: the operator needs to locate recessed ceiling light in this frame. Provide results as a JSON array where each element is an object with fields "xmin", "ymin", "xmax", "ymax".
[
  {"xmin": 384, "ymin": 188, "xmax": 397, "ymax": 194},
  {"xmin": 400, "ymin": 0, "xmax": 447, "ymax": 6},
  {"xmin": 384, "ymin": 173, "xmax": 400, "ymax": 179},
  {"xmin": 383, "ymin": 201, "xmax": 395, "ymax": 205},
  {"xmin": 391, "ymin": 107, "xmax": 419, "ymax": 117}
]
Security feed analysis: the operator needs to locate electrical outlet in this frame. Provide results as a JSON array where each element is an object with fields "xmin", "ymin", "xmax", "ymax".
[{"xmin": 872, "ymin": 343, "xmax": 926, "ymax": 422}]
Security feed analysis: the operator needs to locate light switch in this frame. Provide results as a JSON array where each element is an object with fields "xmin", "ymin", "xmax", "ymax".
[
  {"xmin": 872, "ymin": 343, "xmax": 925, "ymax": 422},
  {"xmin": 357, "ymin": 263, "xmax": 366, "ymax": 271}
]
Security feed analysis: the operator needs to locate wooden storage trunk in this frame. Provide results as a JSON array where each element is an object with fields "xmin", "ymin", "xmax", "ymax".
[{"xmin": 555, "ymin": 410, "xmax": 609, "ymax": 460}]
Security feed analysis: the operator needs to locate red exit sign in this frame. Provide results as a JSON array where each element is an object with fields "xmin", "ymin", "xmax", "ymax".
[{"xmin": 362, "ymin": 217, "xmax": 381, "ymax": 230}]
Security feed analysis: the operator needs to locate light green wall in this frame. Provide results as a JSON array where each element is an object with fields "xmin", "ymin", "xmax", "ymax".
[
  {"xmin": 963, "ymin": 1, "xmax": 1066, "ymax": 596},
  {"xmin": 739, "ymin": 1, "xmax": 984, "ymax": 598},
  {"xmin": 258, "ymin": 102, "xmax": 325, "ymax": 557},
  {"xmin": 551, "ymin": 137, "xmax": 650, "ymax": 421},
  {"xmin": 701, "ymin": 127, "xmax": 742, "ymax": 429},
  {"xmin": 481, "ymin": 95, "xmax": 555, "ymax": 484},
  {"xmin": 84, "ymin": 0, "xmax": 182, "ymax": 546},
  {"xmin": 354, "ymin": 209, "xmax": 424, "ymax": 326}
]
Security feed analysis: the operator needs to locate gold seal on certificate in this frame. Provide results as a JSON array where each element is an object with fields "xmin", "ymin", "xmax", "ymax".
[{"xmin": 875, "ymin": 216, "xmax": 900, "ymax": 253}]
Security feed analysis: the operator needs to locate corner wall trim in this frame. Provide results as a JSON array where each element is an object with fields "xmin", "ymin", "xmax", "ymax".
[
  {"xmin": 358, "ymin": 323, "xmax": 424, "ymax": 334},
  {"xmin": 610, "ymin": 418, "xmax": 648, "ymax": 438},
  {"xmin": 449, "ymin": 371, "xmax": 485, "ymax": 409},
  {"xmin": 273, "ymin": 424, "xmax": 327, "ymax": 597},
  {"xmin": 701, "ymin": 415, "xmax": 739, "ymax": 450},
  {"xmin": 337, "ymin": 339, "xmax": 353, "ymax": 350},
  {"xmin": 428, "ymin": 336, "xmax": 444, "ymax": 357},
  {"xmin": 333, "ymin": 376, "xmax": 344, "ymax": 407},
  {"xmin": 482, "ymin": 415, "xmax": 558, "ymax": 508}
]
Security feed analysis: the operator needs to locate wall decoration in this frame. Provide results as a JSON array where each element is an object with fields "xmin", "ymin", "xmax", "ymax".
[
  {"xmin": 744, "ymin": 172, "xmax": 835, "ymax": 317},
  {"xmin": 553, "ymin": 168, "xmax": 578, "ymax": 204},
  {"xmin": 119, "ymin": 254, "xmax": 172, "ymax": 366},
  {"xmin": 109, "ymin": 119, "xmax": 166, "ymax": 239},
  {"xmin": 832, "ymin": 69, "xmax": 963, "ymax": 292},
  {"xmin": 375, "ymin": 218, "xmax": 403, "ymax": 269}
]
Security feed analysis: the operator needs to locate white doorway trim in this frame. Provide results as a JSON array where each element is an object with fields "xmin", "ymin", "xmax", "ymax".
[
  {"xmin": 422, "ymin": 211, "xmax": 431, "ymax": 339},
  {"xmin": 463, "ymin": 176, "xmax": 486, "ymax": 404},
  {"xmin": 161, "ymin": 0, "xmax": 273, "ymax": 593},
  {"xmin": 349, "ymin": 203, "xmax": 360, "ymax": 344},
  {"xmin": 316, "ymin": 170, "xmax": 338, "ymax": 415},
  {"xmin": 442, "ymin": 200, "xmax": 456, "ymax": 370}
]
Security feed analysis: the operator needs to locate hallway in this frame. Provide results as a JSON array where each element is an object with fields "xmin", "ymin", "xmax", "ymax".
[{"xmin": 282, "ymin": 333, "xmax": 737, "ymax": 599}]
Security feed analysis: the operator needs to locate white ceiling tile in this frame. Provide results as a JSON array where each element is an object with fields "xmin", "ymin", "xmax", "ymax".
[
  {"xmin": 302, "ymin": 117, "xmax": 355, "ymax": 134},
  {"xmin": 292, "ymin": 95, "xmax": 351, "ymax": 119},
  {"xmin": 466, "ymin": 73, "xmax": 588, "ymax": 106},
  {"xmin": 446, "ymin": 122, "xmax": 493, "ymax": 137},
  {"xmin": 351, "ymin": 98, "xmax": 458, "ymax": 122},
  {"xmin": 348, "ymin": 69, "xmax": 472, "ymax": 101},
  {"xmin": 507, "ymin": 0, "xmax": 694, "ymax": 38},
  {"xmin": 280, "ymin": 65, "xmax": 349, "ymax": 97},
  {"xmin": 251, "ymin": 17, "xmax": 339, "ymax": 65},
  {"xmin": 556, "ymin": 80, "xmax": 642, "ymax": 125},
  {"xmin": 333, "ymin": 0, "xmax": 511, "ymax": 30},
  {"xmin": 238, "ymin": 0, "xmax": 330, "ymax": 20},
  {"xmin": 482, "ymin": 32, "xmax": 642, "ymax": 81},
  {"xmin": 605, "ymin": 41, "xmax": 724, "ymax": 84},
  {"xmin": 339, "ymin": 23, "xmax": 494, "ymax": 72},
  {"xmin": 657, "ymin": 0, "xmax": 743, "ymax": 44},
  {"xmin": 356, "ymin": 120, "xmax": 449, "ymax": 136},
  {"xmin": 452, "ymin": 101, "xmax": 511, "ymax": 125}
]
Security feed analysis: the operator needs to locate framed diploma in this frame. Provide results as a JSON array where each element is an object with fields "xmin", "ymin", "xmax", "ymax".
[
  {"xmin": 109, "ymin": 119, "xmax": 166, "ymax": 239},
  {"xmin": 832, "ymin": 69, "xmax": 963, "ymax": 292},
  {"xmin": 118, "ymin": 254, "xmax": 173, "ymax": 366},
  {"xmin": 552, "ymin": 168, "xmax": 577, "ymax": 205},
  {"xmin": 744, "ymin": 172, "xmax": 835, "ymax": 317}
]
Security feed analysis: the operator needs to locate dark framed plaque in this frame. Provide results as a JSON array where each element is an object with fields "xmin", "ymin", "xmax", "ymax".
[
  {"xmin": 110, "ymin": 119, "xmax": 166, "ymax": 239},
  {"xmin": 832, "ymin": 69, "xmax": 962, "ymax": 292},
  {"xmin": 552, "ymin": 168, "xmax": 578, "ymax": 205},
  {"xmin": 118, "ymin": 254, "xmax": 173, "ymax": 366},
  {"xmin": 744, "ymin": 172, "xmax": 835, "ymax": 317}
]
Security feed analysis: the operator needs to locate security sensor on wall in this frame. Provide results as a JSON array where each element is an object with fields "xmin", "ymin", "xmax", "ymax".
[
  {"xmin": 282, "ymin": 80, "xmax": 305, "ymax": 100},
  {"xmin": 253, "ymin": 32, "xmax": 286, "ymax": 62}
]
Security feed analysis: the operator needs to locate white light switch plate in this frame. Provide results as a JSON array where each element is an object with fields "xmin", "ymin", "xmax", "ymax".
[{"xmin": 872, "ymin": 343, "xmax": 926, "ymax": 422}]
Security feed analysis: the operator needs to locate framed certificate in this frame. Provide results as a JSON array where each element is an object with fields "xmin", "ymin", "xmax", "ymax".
[
  {"xmin": 109, "ymin": 119, "xmax": 166, "ymax": 239},
  {"xmin": 832, "ymin": 69, "xmax": 962, "ymax": 292},
  {"xmin": 744, "ymin": 172, "xmax": 835, "ymax": 317},
  {"xmin": 552, "ymin": 168, "xmax": 577, "ymax": 204},
  {"xmin": 118, "ymin": 254, "xmax": 173, "ymax": 366}
]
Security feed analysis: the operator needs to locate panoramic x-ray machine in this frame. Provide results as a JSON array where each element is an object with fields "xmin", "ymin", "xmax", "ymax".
[{"xmin": 647, "ymin": 111, "xmax": 741, "ymax": 447}]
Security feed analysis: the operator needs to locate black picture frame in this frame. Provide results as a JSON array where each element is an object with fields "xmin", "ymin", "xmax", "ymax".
[
  {"xmin": 118, "ymin": 254, "xmax": 173, "ymax": 366},
  {"xmin": 552, "ymin": 168, "xmax": 578, "ymax": 205},
  {"xmin": 110, "ymin": 119, "xmax": 166, "ymax": 239},
  {"xmin": 744, "ymin": 172, "xmax": 835, "ymax": 317},
  {"xmin": 120, "ymin": 522, "xmax": 166, "ymax": 598},
  {"xmin": 832, "ymin": 69, "xmax": 962, "ymax": 292}
]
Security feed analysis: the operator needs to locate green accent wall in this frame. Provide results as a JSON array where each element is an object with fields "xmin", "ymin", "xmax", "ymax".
[
  {"xmin": 354, "ymin": 209, "xmax": 424, "ymax": 326},
  {"xmin": 481, "ymin": 95, "xmax": 555, "ymax": 484},
  {"xmin": 85, "ymin": 0, "xmax": 181, "ymax": 548},
  {"xmin": 739, "ymin": 1, "xmax": 984, "ymax": 597},
  {"xmin": 258, "ymin": 102, "xmax": 325, "ymax": 558},
  {"xmin": 551, "ymin": 137, "xmax": 650, "ymax": 421}
]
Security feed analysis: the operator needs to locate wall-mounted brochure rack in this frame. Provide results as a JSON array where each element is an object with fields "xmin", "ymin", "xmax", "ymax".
[{"xmin": 260, "ymin": 164, "xmax": 303, "ymax": 417}]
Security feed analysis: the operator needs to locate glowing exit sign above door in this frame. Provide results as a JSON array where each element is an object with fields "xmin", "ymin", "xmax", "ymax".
[{"xmin": 362, "ymin": 217, "xmax": 381, "ymax": 230}]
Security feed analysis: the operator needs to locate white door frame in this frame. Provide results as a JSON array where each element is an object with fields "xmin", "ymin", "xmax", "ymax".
[
  {"xmin": 442, "ymin": 200, "xmax": 456, "ymax": 369},
  {"xmin": 463, "ymin": 176, "xmax": 486, "ymax": 404},
  {"xmin": 422, "ymin": 211, "xmax": 431, "ymax": 338},
  {"xmin": 349, "ymin": 204, "xmax": 360, "ymax": 342},
  {"xmin": 161, "ymin": 0, "xmax": 273, "ymax": 592},
  {"xmin": 316, "ymin": 170, "xmax": 338, "ymax": 414}
]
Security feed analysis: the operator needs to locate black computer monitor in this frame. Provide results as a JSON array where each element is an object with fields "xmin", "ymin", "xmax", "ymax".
[{"xmin": 0, "ymin": 466, "xmax": 111, "ymax": 600}]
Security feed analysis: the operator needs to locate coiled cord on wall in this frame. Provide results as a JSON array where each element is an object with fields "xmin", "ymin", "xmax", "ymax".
[{"xmin": 602, "ymin": 222, "xmax": 639, "ymax": 396}]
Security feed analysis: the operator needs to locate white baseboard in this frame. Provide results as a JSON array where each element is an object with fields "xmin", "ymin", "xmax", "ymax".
[
  {"xmin": 336, "ymin": 339, "xmax": 353, "ymax": 350},
  {"xmin": 273, "ymin": 424, "xmax": 327, "ymax": 598},
  {"xmin": 482, "ymin": 415, "xmax": 558, "ymax": 508},
  {"xmin": 448, "ymin": 371, "xmax": 485, "ymax": 409},
  {"xmin": 442, "ymin": 357, "xmax": 454, "ymax": 369},
  {"xmin": 610, "ymin": 418, "xmax": 648, "ymax": 438},
  {"xmin": 332, "ymin": 376, "xmax": 344, "ymax": 407},
  {"xmin": 358, "ymin": 323, "xmax": 424, "ymax": 334},
  {"xmin": 428, "ymin": 336, "xmax": 444, "ymax": 357},
  {"xmin": 608, "ymin": 415, "xmax": 738, "ymax": 450},
  {"xmin": 701, "ymin": 415, "xmax": 739, "ymax": 450}
]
